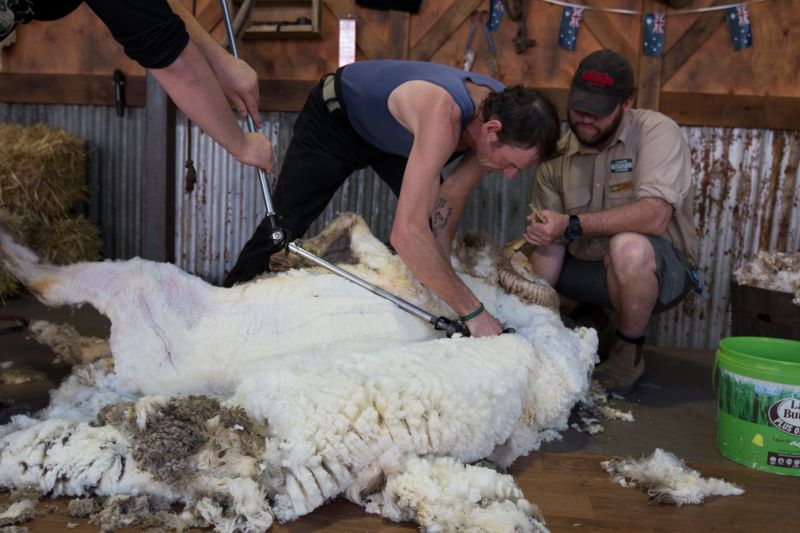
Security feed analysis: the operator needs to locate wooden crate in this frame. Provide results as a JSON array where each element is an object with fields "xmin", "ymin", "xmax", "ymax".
[{"xmin": 730, "ymin": 281, "xmax": 800, "ymax": 341}]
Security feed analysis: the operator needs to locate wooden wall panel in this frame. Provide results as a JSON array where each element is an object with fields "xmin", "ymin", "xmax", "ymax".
[
  {"xmin": 0, "ymin": 4, "xmax": 142, "ymax": 75},
  {"xmin": 0, "ymin": 0, "xmax": 798, "ymax": 130},
  {"xmin": 663, "ymin": 0, "xmax": 800, "ymax": 97}
]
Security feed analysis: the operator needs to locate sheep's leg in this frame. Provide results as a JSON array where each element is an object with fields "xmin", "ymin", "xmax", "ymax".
[
  {"xmin": 0, "ymin": 225, "xmax": 209, "ymax": 322},
  {"xmin": 0, "ymin": 224, "xmax": 137, "ymax": 314},
  {"xmin": 365, "ymin": 456, "xmax": 548, "ymax": 532},
  {"xmin": 0, "ymin": 225, "xmax": 87, "ymax": 307}
]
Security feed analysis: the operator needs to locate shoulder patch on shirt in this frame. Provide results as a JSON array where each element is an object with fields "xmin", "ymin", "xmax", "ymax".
[{"xmin": 610, "ymin": 158, "xmax": 633, "ymax": 173}]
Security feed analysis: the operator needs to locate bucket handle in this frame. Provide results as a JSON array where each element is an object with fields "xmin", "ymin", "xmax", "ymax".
[{"xmin": 711, "ymin": 359, "xmax": 719, "ymax": 393}]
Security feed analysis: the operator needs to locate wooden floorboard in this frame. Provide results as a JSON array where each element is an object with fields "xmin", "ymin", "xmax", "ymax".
[
  {"xmin": 4, "ymin": 451, "xmax": 798, "ymax": 532},
  {"xmin": 2, "ymin": 297, "xmax": 799, "ymax": 532}
]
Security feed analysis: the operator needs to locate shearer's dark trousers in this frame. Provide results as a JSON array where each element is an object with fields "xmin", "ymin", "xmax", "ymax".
[{"xmin": 223, "ymin": 70, "xmax": 407, "ymax": 287}]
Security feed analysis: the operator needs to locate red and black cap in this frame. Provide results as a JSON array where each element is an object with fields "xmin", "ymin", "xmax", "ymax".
[{"xmin": 568, "ymin": 49, "xmax": 635, "ymax": 117}]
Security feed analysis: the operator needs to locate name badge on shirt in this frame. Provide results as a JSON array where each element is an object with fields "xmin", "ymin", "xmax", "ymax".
[
  {"xmin": 610, "ymin": 158, "xmax": 633, "ymax": 173},
  {"xmin": 608, "ymin": 181, "xmax": 634, "ymax": 193}
]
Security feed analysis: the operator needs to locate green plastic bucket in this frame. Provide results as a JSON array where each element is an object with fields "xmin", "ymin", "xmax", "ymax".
[{"xmin": 715, "ymin": 336, "xmax": 800, "ymax": 475}]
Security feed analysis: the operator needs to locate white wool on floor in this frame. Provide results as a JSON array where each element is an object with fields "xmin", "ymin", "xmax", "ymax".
[
  {"xmin": 0, "ymin": 498, "xmax": 38, "ymax": 526},
  {"xmin": 0, "ymin": 214, "xmax": 597, "ymax": 531},
  {"xmin": 733, "ymin": 251, "xmax": 800, "ymax": 304},
  {"xmin": 601, "ymin": 448, "xmax": 744, "ymax": 506},
  {"xmin": 570, "ymin": 380, "xmax": 634, "ymax": 435},
  {"xmin": 365, "ymin": 456, "xmax": 549, "ymax": 533}
]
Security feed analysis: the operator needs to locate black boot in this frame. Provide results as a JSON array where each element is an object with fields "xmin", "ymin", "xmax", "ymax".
[
  {"xmin": 223, "ymin": 245, "xmax": 279, "ymax": 287},
  {"xmin": 223, "ymin": 220, "xmax": 287, "ymax": 287}
]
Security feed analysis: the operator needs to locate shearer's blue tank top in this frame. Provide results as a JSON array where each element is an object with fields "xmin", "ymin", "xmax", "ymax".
[{"xmin": 339, "ymin": 60, "xmax": 504, "ymax": 157}]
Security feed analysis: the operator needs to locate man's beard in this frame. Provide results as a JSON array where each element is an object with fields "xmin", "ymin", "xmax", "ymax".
[{"xmin": 569, "ymin": 107, "xmax": 624, "ymax": 148}]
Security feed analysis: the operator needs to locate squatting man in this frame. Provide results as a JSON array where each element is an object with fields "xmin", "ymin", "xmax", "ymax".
[
  {"xmin": 524, "ymin": 49, "xmax": 699, "ymax": 394},
  {"xmin": 224, "ymin": 59, "xmax": 561, "ymax": 338}
]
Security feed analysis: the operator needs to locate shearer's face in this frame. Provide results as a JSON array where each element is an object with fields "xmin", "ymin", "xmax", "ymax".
[{"xmin": 475, "ymin": 120, "xmax": 541, "ymax": 179}]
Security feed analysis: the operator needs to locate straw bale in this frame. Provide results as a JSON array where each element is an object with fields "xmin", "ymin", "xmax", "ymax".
[
  {"xmin": 0, "ymin": 123, "xmax": 87, "ymax": 218},
  {"xmin": 30, "ymin": 215, "xmax": 103, "ymax": 265},
  {"xmin": 0, "ymin": 209, "xmax": 27, "ymax": 302}
]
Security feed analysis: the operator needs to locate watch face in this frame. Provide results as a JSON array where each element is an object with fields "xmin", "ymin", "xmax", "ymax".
[{"xmin": 565, "ymin": 215, "xmax": 582, "ymax": 240}]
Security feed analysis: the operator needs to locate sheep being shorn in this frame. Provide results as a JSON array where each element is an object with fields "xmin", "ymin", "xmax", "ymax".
[{"xmin": 0, "ymin": 214, "xmax": 597, "ymax": 532}]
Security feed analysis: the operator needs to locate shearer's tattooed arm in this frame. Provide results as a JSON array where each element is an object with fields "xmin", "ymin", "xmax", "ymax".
[{"xmin": 430, "ymin": 198, "xmax": 454, "ymax": 254}]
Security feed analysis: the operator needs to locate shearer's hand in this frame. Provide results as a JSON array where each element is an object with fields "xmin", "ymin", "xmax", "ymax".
[
  {"xmin": 217, "ymin": 55, "xmax": 262, "ymax": 128},
  {"xmin": 524, "ymin": 209, "xmax": 569, "ymax": 246},
  {"xmin": 231, "ymin": 131, "xmax": 276, "ymax": 172},
  {"xmin": 465, "ymin": 310, "xmax": 503, "ymax": 337}
]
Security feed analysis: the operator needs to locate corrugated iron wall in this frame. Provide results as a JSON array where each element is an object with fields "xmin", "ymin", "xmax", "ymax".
[
  {"xmin": 3, "ymin": 104, "xmax": 796, "ymax": 349},
  {"xmin": 651, "ymin": 128, "xmax": 800, "ymax": 348},
  {"xmin": 0, "ymin": 103, "xmax": 147, "ymax": 259}
]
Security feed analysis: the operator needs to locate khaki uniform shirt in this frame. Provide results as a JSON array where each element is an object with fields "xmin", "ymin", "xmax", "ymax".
[{"xmin": 533, "ymin": 109, "xmax": 699, "ymax": 266}]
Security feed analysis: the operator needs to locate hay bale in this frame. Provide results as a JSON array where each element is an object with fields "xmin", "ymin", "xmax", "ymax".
[
  {"xmin": 0, "ymin": 123, "xmax": 87, "ymax": 218},
  {"xmin": 0, "ymin": 125, "xmax": 102, "ymax": 303},
  {"xmin": 30, "ymin": 215, "xmax": 103, "ymax": 265},
  {"xmin": 0, "ymin": 209, "xmax": 27, "ymax": 302}
]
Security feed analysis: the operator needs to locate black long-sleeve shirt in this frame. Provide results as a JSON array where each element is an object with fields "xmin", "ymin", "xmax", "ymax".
[{"xmin": 1, "ymin": 0, "xmax": 189, "ymax": 68}]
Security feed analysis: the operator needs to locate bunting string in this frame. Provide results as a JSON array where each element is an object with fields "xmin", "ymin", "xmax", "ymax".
[
  {"xmin": 548, "ymin": 0, "xmax": 762, "ymax": 52},
  {"xmin": 540, "ymin": 0, "xmax": 768, "ymax": 16}
]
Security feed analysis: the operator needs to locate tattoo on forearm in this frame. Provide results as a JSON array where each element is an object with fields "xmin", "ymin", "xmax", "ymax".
[{"xmin": 431, "ymin": 198, "xmax": 452, "ymax": 235}]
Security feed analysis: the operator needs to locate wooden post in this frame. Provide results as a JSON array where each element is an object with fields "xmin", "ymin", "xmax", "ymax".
[{"xmin": 142, "ymin": 72, "xmax": 176, "ymax": 263}]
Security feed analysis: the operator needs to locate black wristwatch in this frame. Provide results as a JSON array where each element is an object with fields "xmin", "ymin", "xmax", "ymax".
[{"xmin": 564, "ymin": 214, "xmax": 583, "ymax": 242}]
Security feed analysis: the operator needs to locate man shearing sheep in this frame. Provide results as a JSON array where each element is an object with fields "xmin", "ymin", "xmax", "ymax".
[{"xmin": 224, "ymin": 59, "xmax": 561, "ymax": 338}]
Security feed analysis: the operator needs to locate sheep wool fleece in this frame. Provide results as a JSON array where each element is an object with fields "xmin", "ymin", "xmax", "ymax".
[{"xmin": 0, "ymin": 214, "xmax": 597, "ymax": 532}]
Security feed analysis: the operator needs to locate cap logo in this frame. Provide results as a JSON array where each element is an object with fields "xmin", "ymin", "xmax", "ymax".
[{"xmin": 582, "ymin": 70, "xmax": 615, "ymax": 88}]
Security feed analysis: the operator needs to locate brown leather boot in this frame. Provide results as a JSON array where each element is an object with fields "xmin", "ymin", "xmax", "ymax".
[{"xmin": 594, "ymin": 337, "xmax": 645, "ymax": 395}]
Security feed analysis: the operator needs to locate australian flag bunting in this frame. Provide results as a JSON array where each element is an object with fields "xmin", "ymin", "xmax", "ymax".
[
  {"xmin": 558, "ymin": 5, "xmax": 584, "ymax": 51},
  {"xmin": 488, "ymin": 0, "xmax": 504, "ymax": 32},
  {"xmin": 726, "ymin": 4, "xmax": 753, "ymax": 51},
  {"xmin": 642, "ymin": 12, "xmax": 666, "ymax": 57}
]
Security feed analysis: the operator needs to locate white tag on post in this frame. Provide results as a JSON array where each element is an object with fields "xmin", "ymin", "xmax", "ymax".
[{"xmin": 339, "ymin": 17, "xmax": 356, "ymax": 67}]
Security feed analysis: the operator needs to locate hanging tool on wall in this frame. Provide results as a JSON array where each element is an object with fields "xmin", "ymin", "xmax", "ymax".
[
  {"xmin": 463, "ymin": 10, "xmax": 498, "ymax": 78},
  {"xmin": 218, "ymin": 0, "xmax": 472, "ymax": 338},
  {"xmin": 498, "ymin": 0, "xmax": 534, "ymax": 55},
  {"xmin": 112, "ymin": 69, "xmax": 126, "ymax": 117},
  {"xmin": 512, "ymin": 0, "xmax": 535, "ymax": 54}
]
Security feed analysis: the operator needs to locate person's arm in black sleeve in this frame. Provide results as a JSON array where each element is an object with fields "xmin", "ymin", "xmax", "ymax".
[
  {"xmin": 84, "ymin": 0, "xmax": 274, "ymax": 171},
  {"xmin": 167, "ymin": 0, "xmax": 262, "ymax": 128}
]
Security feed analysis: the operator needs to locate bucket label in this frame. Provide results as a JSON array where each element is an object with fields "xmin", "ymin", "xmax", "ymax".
[
  {"xmin": 767, "ymin": 452, "xmax": 800, "ymax": 469},
  {"xmin": 769, "ymin": 397, "xmax": 800, "ymax": 436}
]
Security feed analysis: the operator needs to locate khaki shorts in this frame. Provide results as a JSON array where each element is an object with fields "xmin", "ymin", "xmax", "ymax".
[{"xmin": 555, "ymin": 235, "xmax": 693, "ymax": 313}]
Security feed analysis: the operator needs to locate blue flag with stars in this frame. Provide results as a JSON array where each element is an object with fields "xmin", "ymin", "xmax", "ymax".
[
  {"xmin": 558, "ymin": 6, "xmax": 584, "ymax": 51},
  {"xmin": 642, "ymin": 12, "xmax": 666, "ymax": 57},
  {"xmin": 726, "ymin": 4, "xmax": 752, "ymax": 51},
  {"xmin": 488, "ymin": 0, "xmax": 504, "ymax": 32}
]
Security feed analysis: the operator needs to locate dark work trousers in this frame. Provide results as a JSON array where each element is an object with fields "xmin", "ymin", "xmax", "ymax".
[{"xmin": 223, "ymin": 71, "xmax": 408, "ymax": 287}]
